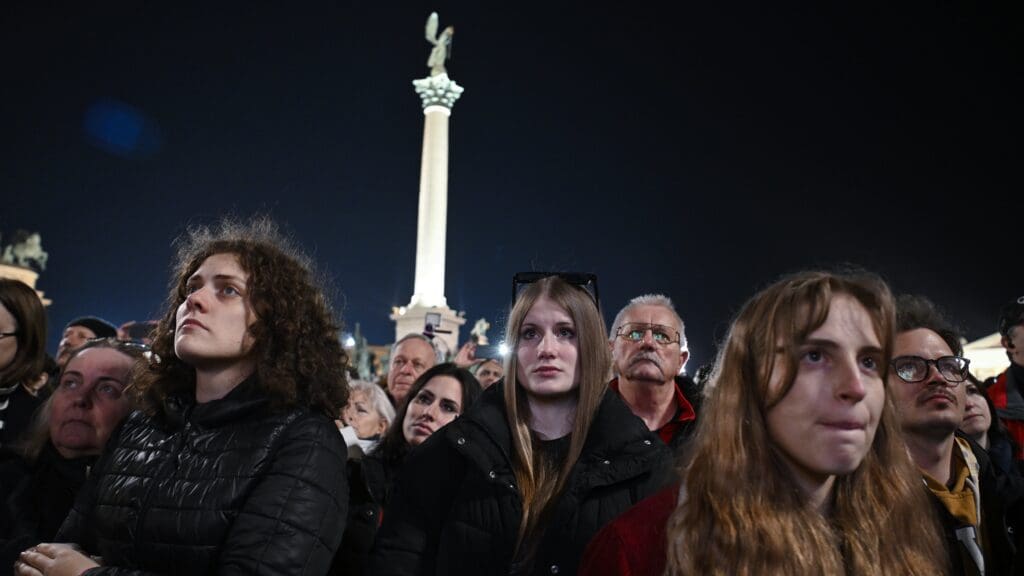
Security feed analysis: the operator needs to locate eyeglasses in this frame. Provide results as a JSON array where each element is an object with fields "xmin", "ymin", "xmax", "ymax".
[
  {"xmin": 891, "ymin": 355, "xmax": 970, "ymax": 384},
  {"xmin": 0, "ymin": 331, "xmax": 17, "ymax": 340},
  {"xmin": 615, "ymin": 323, "xmax": 681, "ymax": 346},
  {"xmin": 512, "ymin": 272, "xmax": 600, "ymax": 310},
  {"xmin": 74, "ymin": 337, "xmax": 157, "ymax": 364},
  {"xmin": 83, "ymin": 337, "xmax": 152, "ymax": 356}
]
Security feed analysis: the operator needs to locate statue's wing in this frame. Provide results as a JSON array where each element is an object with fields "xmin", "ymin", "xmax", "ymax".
[{"xmin": 426, "ymin": 12, "xmax": 439, "ymax": 42}]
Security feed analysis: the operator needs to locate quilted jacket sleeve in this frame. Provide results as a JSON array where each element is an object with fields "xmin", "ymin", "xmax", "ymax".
[{"xmin": 217, "ymin": 413, "xmax": 349, "ymax": 576}]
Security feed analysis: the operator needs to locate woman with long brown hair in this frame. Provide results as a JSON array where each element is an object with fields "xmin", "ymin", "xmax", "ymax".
[
  {"xmin": 17, "ymin": 217, "xmax": 350, "ymax": 576},
  {"xmin": 0, "ymin": 278, "xmax": 48, "ymax": 450},
  {"xmin": 371, "ymin": 274, "xmax": 671, "ymax": 576},
  {"xmin": 580, "ymin": 270, "xmax": 948, "ymax": 575}
]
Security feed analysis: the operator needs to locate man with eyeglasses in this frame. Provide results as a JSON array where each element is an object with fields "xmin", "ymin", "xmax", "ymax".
[
  {"xmin": 608, "ymin": 294, "xmax": 697, "ymax": 451},
  {"xmin": 890, "ymin": 295, "xmax": 1022, "ymax": 576},
  {"xmin": 986, "ymin": 297, "xmax": 1024, "ymax": 467}
]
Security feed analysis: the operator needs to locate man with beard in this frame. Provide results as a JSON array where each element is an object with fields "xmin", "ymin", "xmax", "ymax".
[
  {"xmin": 891, "ymin": 295, "xmax": 1022, "ymax": 575},
  {"xmin": 608, "ymin": 295, "xmax": 698, "ymax": 451}
]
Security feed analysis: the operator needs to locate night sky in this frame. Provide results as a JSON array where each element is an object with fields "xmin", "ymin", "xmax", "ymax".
[{"xmin": 3, "ymin": 2, "xmax": 1021, "ymax": 369}]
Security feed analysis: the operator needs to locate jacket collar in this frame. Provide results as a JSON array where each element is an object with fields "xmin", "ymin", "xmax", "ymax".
[
  {"xmin": 164, "ymin": 374, "xmax": 270, "ymax": 429},
  {"xmin": 451, "ymin": 379, "xmax": 661, "ymax": 467}
]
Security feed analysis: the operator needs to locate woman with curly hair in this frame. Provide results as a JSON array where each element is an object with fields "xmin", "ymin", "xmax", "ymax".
[
  {"xmin": 18, "ymin": 218, "xmax": 350, "ymax": 576},
  {"xmin": 579, "ymin": 270, "xmax": 948, "ymax": 576}
]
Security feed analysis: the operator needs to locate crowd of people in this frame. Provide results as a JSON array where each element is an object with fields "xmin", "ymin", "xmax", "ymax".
[{"xmin": 0, "ymin": 216, "xmax": 1022, "ymax": 575}]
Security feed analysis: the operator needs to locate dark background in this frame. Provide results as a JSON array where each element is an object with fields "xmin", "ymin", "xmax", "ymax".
[{"xmin": 3, "ymin": 1, "xmax": 1021, "ymax": 369}]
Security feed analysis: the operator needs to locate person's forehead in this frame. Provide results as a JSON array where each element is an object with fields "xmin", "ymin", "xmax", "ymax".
[
  {"xmin": 66, "ymin": 348, "xmax": 133, "ymax": 376},
  {"xmin": 191, "ymin": 253, "xmax": 249, "ymax": 281},
  {"xmin": 894, "ymin": 328, "xmax": 953, "ymax": 357},
  {"xmin": 65, "ymin": 325, "xmax": 97, "ymax": 337},
  {"xmin": 621, "ymin": 305, "xmax": 678, "ymax": 327},
  {"xmin": 396, "ymin": 338, "xmax": 433, "ymax": 358}
]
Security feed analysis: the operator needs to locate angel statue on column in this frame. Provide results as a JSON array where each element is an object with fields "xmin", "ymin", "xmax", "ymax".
[{"xmin": 425, "ymin": 12, "xmax": 454, "ymax": 76}]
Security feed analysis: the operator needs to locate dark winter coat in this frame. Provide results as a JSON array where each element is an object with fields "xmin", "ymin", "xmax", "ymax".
[
  {"xmin": 56, "ymin": 377, "xmax": 349, "ymax": 576},
  {"xmin": 0, "ymin": 443, "xmax": 93, "ymax": 576},
  {"xmin": 938, "ymin": 434, "xmax": 1024, "ymax": 576},
  {"xmin": 0, "ymin": 385, "xmax": 43, "ymax": 451},
  {"xmin": 333, "ymin": 452, "xmax": 395, "ymax": 576},
  {"xmin": 370, "ymin": 382, "xmax": 673, "ymax": 576}
]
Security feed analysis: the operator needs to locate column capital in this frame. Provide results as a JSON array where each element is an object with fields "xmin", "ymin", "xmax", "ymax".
[{"xmin": 412, "ymin": 73, "xmax": 465, "ymax": 110}]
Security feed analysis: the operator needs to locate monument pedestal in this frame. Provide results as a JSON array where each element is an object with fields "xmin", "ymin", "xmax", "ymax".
[
  {"xmin": 0, "ymin": 264, "xmax": 51, "ymax": 305},
  {"xmin": 390, "ymin": 304, "xmax": 465, "ymax": 359}
]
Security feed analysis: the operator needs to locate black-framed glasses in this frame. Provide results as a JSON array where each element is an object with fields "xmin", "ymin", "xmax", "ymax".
[
  {"xmin": 0, "ymin": 331, "xmax": 17, "ymax": 340},
  {"xmin": 615, "ymin": 323, "xmax": 681, "ymax": 346},
  {"xmin": 891, "ymin": 355, "xmax": 970, "ymax": 384},
  {"xmin": 512, "ymin": 272, "xmax": 600, "ymax": 310}
]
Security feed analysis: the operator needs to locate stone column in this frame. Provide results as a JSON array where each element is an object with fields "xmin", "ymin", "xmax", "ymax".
[
  {"xmin": 410, "ymin": 73, "xmax": 463, "ymax": 308},
  {"xmin": 391, "ymin": 73, "xmax": 466, "ymax": 355}
]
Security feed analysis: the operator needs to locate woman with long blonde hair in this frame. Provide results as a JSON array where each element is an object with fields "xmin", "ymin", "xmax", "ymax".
[
  {"xmin": 371, "ymin": 274, "xmax": 671, "ymax": 576},
  {"xmin": 581, "ymin": 270, "xmax": 947, "ymax": 575}
]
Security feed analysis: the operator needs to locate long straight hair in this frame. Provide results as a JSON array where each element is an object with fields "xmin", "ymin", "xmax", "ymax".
[
  {"xmin": 664, "ymin": 270, "xmax": 946, "ymax": 575},
  {"xmin": 502, "ymin": 276, "xmax": 611, "ymax": 559},
  {"xmin": 0, "ymin": 278, "xmax": 47, "ymax": 388}
]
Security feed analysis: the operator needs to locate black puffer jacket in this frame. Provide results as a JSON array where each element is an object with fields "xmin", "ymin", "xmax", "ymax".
[
  {"xmin": 333, "ymin": 453, "xmax": 395, "ymax": 575},
  {"xmin": 370, "ymin": 382, "xmax": 672, "ymax": 576},
  {"xmin": 56, "ymin": 377, "xmax": 349, "ymax": 576}
]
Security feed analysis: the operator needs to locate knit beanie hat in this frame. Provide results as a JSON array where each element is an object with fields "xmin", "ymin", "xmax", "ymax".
[{"xmin": 66, "ymin": 316, "xmax": 118, "ymax": 339}]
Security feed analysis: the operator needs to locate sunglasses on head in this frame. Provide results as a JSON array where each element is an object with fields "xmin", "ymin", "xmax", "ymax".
[{"xmin": 511, "ymin": 272, "xmax": 600, "ymax": 311}]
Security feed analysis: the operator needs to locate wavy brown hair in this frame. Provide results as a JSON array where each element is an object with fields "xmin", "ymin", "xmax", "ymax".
[
  {"xmin": 502, "ymin": 276, "xmax": 611, "ymax": 563},
  {"xmin": 133, "ymin": 217, "xmax": 348, "ymax": 418},
  {"xmin": 665, "ymin": 270, "xmax": 947, "ymax": 575}
]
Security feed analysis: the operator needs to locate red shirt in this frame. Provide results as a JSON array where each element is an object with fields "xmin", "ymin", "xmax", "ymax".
[
  {"xmin": 578, "ymin": 484, "xmax": 679, "ymax": 576},
  {"xmin": 987, "ymin": 370, "xmax": 1024, "ymax": 460},
  {"xmin": 610, "ymin": 378, "xmax": 695, "ymax": 445}
]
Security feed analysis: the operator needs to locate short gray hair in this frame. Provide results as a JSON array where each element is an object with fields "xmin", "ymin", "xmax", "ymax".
[
  {"xmin": 347, "ymin": 380, "xmax": 397, "ymax": 427},
  {"xmin": 389, "ymin": 333, "xmax": 443, "ymax": 365},
  {"xmin": 609, "ymin": 294, "xmax": 687, "ymax": 350}
]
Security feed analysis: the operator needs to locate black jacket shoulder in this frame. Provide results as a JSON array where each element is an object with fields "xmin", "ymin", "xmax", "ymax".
[{"xmin": 371, "ymin": 382, "xmax": 672, "ymax": 576}]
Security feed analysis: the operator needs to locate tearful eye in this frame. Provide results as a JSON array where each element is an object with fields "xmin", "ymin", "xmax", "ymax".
[
  {"xmin": 521, "ymin": 328, "xmax": 538, "ymax": 340},
  {"xmin": 558, "ymin": 327, "xmax": 575, "ymax": 338}
]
